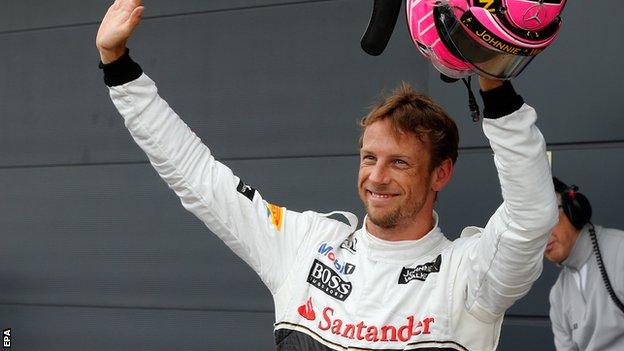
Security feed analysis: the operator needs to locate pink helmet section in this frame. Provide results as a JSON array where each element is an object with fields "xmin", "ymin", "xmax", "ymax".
[
  {"xmin": 406, "ymin": 0, "xmax": 566, "ymax": 79},
  {"xmin": 467, "ymin": 0, "xmax": 567, "ymax": 48},
  {"xmin": 407, "ymin": 0, "xmax": 472, "ymax": 78},
  {"xmin": 502, "ymin": 0, "xmax": 567, "ymax": 32},
  {"xmin": 468, "ymin": 7, "xmax": 557, "ymax": 49}
]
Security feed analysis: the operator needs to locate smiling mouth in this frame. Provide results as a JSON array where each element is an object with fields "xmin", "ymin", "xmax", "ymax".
[{"xmin": 367, "ymin": 190, "xmax": 399, "ymax": 199}]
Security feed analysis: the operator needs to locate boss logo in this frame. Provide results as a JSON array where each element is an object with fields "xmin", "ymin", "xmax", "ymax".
[{"xmin": 307, "ymin": 259, "xmax": 352, "ymax": 301}]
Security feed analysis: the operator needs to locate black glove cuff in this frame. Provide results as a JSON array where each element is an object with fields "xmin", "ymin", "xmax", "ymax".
[
  {"xmin": 479, "ymin": 81, "xmax": 524, "ymax": 119},
  {"xmin": 98, "ymin": 48, "xmax": 143, "ymax": 87}
]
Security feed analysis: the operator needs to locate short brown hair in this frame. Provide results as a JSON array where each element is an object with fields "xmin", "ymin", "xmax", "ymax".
[{"xmin": 359, "ymin": 82, "xmax": 459, "ymax": 171}]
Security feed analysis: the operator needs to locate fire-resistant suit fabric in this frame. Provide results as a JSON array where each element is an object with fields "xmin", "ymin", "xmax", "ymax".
[{"xmin": 106, "ymin": 69, "xmax": 557, "ymax": 350}]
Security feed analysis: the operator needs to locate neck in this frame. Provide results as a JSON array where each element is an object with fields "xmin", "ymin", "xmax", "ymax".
[{"xmin": 366, "ymin": 210, "xmax": 436, "ymax": 242}]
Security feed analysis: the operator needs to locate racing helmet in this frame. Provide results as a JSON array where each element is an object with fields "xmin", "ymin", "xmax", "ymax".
[{"xmin": 362, "ymin": 0, "xmax": 568, "ymax": 80}]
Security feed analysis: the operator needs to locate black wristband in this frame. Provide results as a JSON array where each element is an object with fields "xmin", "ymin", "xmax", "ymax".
[
  {"xmin": 479, "ymin": 81, "xmax": 524, "ymax": 119},
  {"xmin": 98, "ymin": 48, "xmax": 143, "ymax": 87}
]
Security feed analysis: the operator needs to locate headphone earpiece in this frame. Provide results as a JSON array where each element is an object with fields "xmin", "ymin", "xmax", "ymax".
[{"xmin": 553, "ymin": 177, "xmax": 592, "ymax": 230}]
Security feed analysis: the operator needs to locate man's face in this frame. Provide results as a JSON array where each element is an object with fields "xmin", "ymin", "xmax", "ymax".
[
  {"xmin": 358, "ymin": 119, "xmax": 435, "ymax": 230},
  {"xmin": 544, "ymin": 206, "xmax": 581, "ymax": 263}
]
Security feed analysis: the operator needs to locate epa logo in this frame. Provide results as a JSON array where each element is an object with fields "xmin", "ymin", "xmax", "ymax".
[{"xmin": 3, "ymin": 328, "xmax": 10, "ymax": 348}]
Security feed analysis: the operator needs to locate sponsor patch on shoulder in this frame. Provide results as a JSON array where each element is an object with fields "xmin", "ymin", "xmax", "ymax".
[
  {"xmin": 236, "ymin": 180, "xmax": 256, "ymax": 201},
  {"xmin": 266, "ymin": 203, "xmax": 284, "ymax": 231},
  {"xmin": 398, "ymin": 254, "xmax": 442, "ymax": 284}
]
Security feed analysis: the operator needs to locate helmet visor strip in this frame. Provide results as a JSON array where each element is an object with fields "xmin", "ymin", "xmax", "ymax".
[
  {"xmin": 434, "ymin": 3, "xmax": 538, "ymax": 79},
  {"xmin": 419, "ymin": 42, "xmax": 474, "ymax": 79}
]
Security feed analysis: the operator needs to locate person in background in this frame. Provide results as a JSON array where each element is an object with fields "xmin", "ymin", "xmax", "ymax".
[{"xmin": 546, "ymin": 177, "xmax": 624, "ymax": 350}]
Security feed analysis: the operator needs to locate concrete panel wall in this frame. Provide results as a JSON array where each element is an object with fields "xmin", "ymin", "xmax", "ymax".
[
  {"xmin": 1, "ymin": 0, "xmax": 622, "ymax": 350},
  {"xmin": 0, "ymin": 304, "xmax": 275, "ymax": 351},
  {"xmin": 0, "ymin": 0, "xmax": 425, "ymax": 167}
]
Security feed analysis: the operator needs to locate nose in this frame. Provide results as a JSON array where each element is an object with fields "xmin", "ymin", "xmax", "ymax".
[{"xmin": 368, "ymin": 163, "xmax": 390, "ymax": 185}]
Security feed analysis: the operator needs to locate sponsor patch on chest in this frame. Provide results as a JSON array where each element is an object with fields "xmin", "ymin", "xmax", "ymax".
[
  {"xmin": 307, "ymin": 259, "xmax": 352, "ymax": 301},
  {"xmin": 339, "ymin": 234, "xmax": 357, "ymax": 254},
  {"xmin": 398, "ymin": 254, "xmax": 442, "ymax": 284},
  {"xmin": 317, "ymin": 243, "xmax": 355, "ymax": 275},
  {"xmin": 296, "ymin": 297, "xmax": 436, "ymax": 343}
]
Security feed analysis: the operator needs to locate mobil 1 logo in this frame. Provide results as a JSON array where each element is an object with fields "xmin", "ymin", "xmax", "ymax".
[{"xmin": 307, "ymin": 259, "xmax": 352, "ymax": 301}]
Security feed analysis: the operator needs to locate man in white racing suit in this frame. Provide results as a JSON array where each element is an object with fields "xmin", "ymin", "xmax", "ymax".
[{"xmin": 96, "ymin": 1, "xmax": 558, "ymax": 350}]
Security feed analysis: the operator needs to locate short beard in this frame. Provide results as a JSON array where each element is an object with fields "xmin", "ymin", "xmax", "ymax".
[
  {"xmin": 361, "ymin": 176, "xmax": 432, "ymax": 231},
  {"xmin": 365, "ymin": 188, "xmax": 426, "ymax": 229},
  {"xmin": 367, "ymin": 207, "xmax": 402, "ymax": 229},
  {"xmin": 365, "ymin": 197, "xmax": 426, "ymax": 230}
]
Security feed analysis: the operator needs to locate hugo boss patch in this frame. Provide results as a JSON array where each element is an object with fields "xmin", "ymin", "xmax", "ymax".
[{"xmin": 307, "ymin": 259, "xmax": 353, "ymax": 301}]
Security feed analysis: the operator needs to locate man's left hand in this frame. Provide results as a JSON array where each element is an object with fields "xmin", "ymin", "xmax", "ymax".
[{"xmin": 478, "ymin": 76, "xmax": 505, "ymax": 92}]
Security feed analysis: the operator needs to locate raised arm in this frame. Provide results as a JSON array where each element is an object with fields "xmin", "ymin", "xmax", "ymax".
[
  {"xmin": 460, "ymin": 77, "xmax": 558, "ymax": 322},
  {"xmin": 94, "ymin": 0, "xmax": 329, "ymax": 294}
]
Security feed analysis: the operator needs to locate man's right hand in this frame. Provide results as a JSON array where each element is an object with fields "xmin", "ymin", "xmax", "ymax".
[{"xmin": 96, "ymin": 0, "xmax": 145, "ymax": 64}]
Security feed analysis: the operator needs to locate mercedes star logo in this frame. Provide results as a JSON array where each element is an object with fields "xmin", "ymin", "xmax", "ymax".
[{"xmin": 522, "ymin": 4, "xmax": 548, "ymax": 30}]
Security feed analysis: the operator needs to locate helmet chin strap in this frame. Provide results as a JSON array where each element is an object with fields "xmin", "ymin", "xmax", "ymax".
[
  {"xmin": 440, "ymin": 74, "xmax": 481, "ymax": 122},
  {"xmin": 461, "ymin": 76, "xmax": 481, "ymax": 122}
]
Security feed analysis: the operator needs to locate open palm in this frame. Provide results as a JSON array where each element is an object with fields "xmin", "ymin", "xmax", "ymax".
[{"xmin": 96, "ymin": 0, "xmax": 145, "ymax": 63}]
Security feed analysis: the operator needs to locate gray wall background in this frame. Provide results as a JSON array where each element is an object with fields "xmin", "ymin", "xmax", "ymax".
[{"xmin": 0, "ymin": 1, "xmax": 622, "ymax": 350}]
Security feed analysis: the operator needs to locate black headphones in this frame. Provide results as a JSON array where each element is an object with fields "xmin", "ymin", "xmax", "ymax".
[{"xmin": 552, "ymin": 177, "xmax": 592, "ymax": 230}]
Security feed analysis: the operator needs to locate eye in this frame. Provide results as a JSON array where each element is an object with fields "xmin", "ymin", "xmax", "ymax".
[
  {"xmin": 361, "ymin": 154, "xmax": 376, "ymax": 164},
  {"xmin": 394, "ymin": 159, "xmax": 408, "ymax": 166}
]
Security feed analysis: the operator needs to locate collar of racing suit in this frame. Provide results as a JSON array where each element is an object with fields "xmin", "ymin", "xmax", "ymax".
[
  {"xmin": 561, "ymin": 225, "xmax": 593, "ymax": 271},
  {"xmin": 360, "ymin": 211, "xmax": 451, "ymax": 264}
]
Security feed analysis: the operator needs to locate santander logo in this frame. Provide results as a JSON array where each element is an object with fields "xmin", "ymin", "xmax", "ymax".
[
  {"xmin": 297, "ymin": 298, "xmax": 435, "ymax": 342},
  {"xmin": 298, "ymin": 297, "xmax": 316, "ymax": 321}
]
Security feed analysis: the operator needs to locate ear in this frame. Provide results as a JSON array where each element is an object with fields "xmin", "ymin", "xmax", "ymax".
[{"xmin": 431, "ymin": 158, "xmax": 454, "ymax": 192}]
